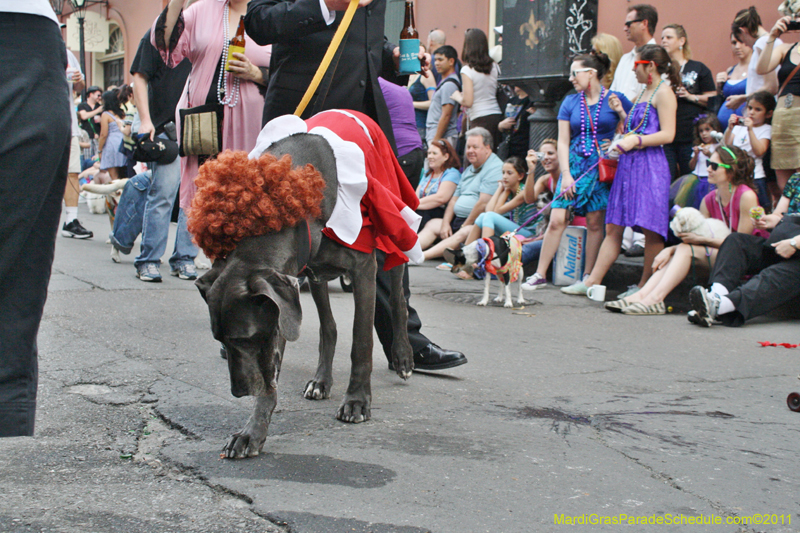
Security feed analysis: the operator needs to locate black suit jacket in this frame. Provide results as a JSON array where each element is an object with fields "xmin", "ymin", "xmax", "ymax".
[{"xmin": 245, "ymin": 0, "xmax": 402, "ymax": 149}]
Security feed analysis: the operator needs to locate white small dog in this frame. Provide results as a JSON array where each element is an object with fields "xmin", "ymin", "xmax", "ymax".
[
  {"xmin": 670, "ymin": 207, "xmax": 731, "ymax": 240},
  {"xmin": 83, "ymin": 192, "xmax": 107, "ymax": 214}
]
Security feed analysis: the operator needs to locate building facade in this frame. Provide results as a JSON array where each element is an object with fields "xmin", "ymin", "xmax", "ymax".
[{"xmin": 56, "ymin": 0, "xmax": 783, "ymax": 93}]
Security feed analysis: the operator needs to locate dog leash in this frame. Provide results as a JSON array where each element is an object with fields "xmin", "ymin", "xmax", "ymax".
[
  {"xmin": 294, "ymin": 0, "xmax": 360, "ymax": 117},
  {"xmin": 509, "ymin": 161, "xmax": 600, "ymax": 236}
]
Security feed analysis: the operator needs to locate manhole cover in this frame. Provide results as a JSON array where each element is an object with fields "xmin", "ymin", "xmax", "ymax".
[
  {"xmin": 431, "ymin": 291, "xmax": 541, "ymax": 307},
  {"xmin": 68, "ymin": 384, "xmax": 113, "ymax": 396}
]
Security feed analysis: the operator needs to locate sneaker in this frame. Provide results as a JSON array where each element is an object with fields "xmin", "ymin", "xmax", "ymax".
[
  {"xmin": 689, "ymin": 286, "xmax": 719, "ymax": 327},
  {"xmin": 61, "ymin": 219, "xmax": 93, "ymax": 239},
  {"xmin": 617, "ymin": 285, "xmax": 641, "ymax": 299},
  {"xmin": 521, "ymin": 272, "xmax": 547, "ymax": 291},
  {"xmin": 136, "ymin": 263, "xmax": 162, "ymax": 282},
  {"xmin": 171, "ymin": 262, "xmax": 197, "ymax": 280},
  {"xmin": 560, "ymin": 280, "xmax": 589, "ymax": 295}
]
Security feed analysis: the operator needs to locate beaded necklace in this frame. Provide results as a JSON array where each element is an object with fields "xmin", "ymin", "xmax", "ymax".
[
  {"xmin": 217, "ymin": 2, "xmax": 241, "ymax": 108},
  {"xmin": 625, "ymin": 79, "xmax": 664, "ymax": 134},
  {"xmin": 422, "ymin": 168, "xmax": 444, "ymax": 197},
  {"xmin": 580, "ymin": 87, "xmax": 606, "ymax": 157}
]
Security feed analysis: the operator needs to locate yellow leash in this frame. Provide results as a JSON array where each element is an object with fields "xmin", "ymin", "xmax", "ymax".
[{"xmin": 293, "ymin": 0, "xmax": 360, "ymax": 117}]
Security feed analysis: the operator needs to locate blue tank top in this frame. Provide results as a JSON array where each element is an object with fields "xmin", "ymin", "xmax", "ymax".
[{"xmin": 409, "ymin": 75, "xmax": 429, "ymax": 129}]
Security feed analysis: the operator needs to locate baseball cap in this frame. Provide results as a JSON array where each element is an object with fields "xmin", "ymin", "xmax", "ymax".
[{"xmin": 133, "ymin": 135, "xmax": 179, "ymax": 165}]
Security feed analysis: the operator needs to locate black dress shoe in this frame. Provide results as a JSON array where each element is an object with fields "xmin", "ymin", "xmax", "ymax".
[{"xmin": 412, "ymin": 343, "xmax": 467, "ymax": 370}]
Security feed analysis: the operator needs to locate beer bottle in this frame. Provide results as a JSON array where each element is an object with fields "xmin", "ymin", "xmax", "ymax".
[
  {"xmin": 225, "ymin": 16, "xmax": 247, "ymax": 72},
  {"xmin": 398, "ymin": 0, "xmax": 420, "ymax": 74}
]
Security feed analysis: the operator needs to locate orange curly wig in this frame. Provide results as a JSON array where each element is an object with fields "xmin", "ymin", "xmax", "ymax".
[{"xmin": 188, "ymin": 150, "xmax": 326, "ymax": 260}]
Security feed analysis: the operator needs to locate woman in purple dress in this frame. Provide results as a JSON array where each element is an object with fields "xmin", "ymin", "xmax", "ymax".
[{"xmin": 581, "ymin": 44, "xmax": 679, "ymax": 295}]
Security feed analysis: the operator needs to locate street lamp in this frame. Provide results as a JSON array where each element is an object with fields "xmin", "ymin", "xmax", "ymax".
[{"xmin": 50, "ymin": 0, "xmax": 108, "ymax": 101}]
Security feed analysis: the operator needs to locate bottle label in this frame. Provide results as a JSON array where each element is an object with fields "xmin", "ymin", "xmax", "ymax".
[
  {"xmin": 225, "ymin": 45, "xmax": 246, "ymax": 72},
  {"xmin": 398, "ymin": 39, "xmax": 420, "ymax": 75}
]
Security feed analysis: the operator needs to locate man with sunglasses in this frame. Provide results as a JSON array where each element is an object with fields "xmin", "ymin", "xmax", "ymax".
[{"xmin": 609, "ymin": 4, "xmax": 658, "ymax": 267}]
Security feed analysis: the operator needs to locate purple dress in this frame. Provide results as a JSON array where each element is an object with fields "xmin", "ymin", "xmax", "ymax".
[{"xmin": 606, "ymin": 103, "xmax": 670, "ymax": 238}]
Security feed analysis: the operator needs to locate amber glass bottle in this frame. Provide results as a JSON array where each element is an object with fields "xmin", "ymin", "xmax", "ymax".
[
  {"xmin": 225, "ymin": 16, "xmax": 246, "ymax": 72},
  {"xmin": 398, "ymin": 0, "xmax": 420, "ymax": 74}
]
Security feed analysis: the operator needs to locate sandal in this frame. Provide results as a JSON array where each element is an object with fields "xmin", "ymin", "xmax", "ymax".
[{"xmin": 436, "ymin": 262, "xmax": 453, "ymax": 271}]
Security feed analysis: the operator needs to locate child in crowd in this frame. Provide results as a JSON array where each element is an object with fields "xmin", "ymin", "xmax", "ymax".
[
  {"xmin": 465, "ymin": 156, "xmax": 538, "ymax": 244},
  {"xmin": 673, "ymin": 114, "xmax": 724, "ymax": 210},
  {"xmin": 724, "ymin": 90, "xmax": 774, "ymax": 210}
]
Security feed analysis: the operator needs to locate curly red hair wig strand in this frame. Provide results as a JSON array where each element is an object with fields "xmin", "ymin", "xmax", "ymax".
[{"xmin": 188, "ymin": 150, "xmax": 326, "ymax": 260}]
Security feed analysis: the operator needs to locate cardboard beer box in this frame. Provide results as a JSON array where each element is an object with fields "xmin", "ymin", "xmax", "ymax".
[{"xmin": 553, "ymin": 226, "xmax": 586, "ymax": 286}]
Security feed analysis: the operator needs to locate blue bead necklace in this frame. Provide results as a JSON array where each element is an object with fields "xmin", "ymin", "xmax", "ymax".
[
  {"xmin": 625, "ymin": 80, "xmax": 664, "ymax": 134},
  {"xmin": 580, "ymin": 87, "xmax": 606, "ymax": 157}
]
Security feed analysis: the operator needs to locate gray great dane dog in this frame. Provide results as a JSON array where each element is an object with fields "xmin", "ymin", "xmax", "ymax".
[{"xmin": 195, "ymin": 133, "xmax": 414, "ymax": 459}]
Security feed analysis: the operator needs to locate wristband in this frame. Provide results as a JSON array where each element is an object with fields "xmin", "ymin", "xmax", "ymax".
[{"xmin": 637, "ymin": 135, "xmax": 643, "ymax": 148}]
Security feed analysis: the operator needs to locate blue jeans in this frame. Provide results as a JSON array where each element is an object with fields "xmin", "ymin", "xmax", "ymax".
[
  {"xmin": 474, "ymin": 212, "xmax": 534, "ymax": 238},
  {"xmin": 111, "ymin": 141, "xmax": 197, "ymax": 268},
  {"xmin": 521, "ymin": 240, "xmax": 543, "ymax": 265}
]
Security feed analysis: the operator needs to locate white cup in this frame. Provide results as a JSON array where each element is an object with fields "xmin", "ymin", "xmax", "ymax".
[{"xmin": 586, "ymin": 285, "xmax": 606, "ymax": 302}]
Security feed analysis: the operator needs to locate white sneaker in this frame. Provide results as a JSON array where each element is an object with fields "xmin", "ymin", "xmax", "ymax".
[{"xmin": 521, "ymin": 273, "xmax": 547, "ymax": 291}]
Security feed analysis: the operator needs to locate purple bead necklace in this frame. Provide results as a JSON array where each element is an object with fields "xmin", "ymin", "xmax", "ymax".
[{"xmin": 580, "ymin": 87, "xmax": 606, "ymax": 157}]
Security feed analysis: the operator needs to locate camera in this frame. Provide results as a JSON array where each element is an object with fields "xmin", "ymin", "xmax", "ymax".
[
  {"xmin": 535, "ymin": 152, "xmax": 545, "ymax": 159},
  {"xmin": 787, "ymin": 20, "xmax": 800, "ymax": 31}
]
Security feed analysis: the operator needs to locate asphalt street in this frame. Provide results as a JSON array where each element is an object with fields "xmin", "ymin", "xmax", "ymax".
[{"xmin": 1, "ymin": 208, "xmax": 799, "ymax": 533}]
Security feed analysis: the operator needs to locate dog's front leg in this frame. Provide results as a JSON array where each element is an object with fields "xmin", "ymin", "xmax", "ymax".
[
  {"xmin": 223, "ymin": 393, "xmax": 276, "ymax": 459},
  {"xmin": 503, "ymin": 281, "xmax": 513, "ymax": 308},
  {"xmin": 477, "ymin": 274, "xmax": 491, "ymax": 306},
  {"xmin": 336, "ymin": 254, "xmax": 376, "ymax": 424},
  {"xmin": 493, "ymin": 273, "xmax": 506, "ymax": 303},
  {"xmin": 387, "ymin": 261, "xmax": 413, "ymax": 379},
  {"xmin": 516, "ymin": 274, "xmax": 526, "ymax": 305},
  {"xmin": 304, "ymin": 281, "xmax": 337, "ymax": 400}
]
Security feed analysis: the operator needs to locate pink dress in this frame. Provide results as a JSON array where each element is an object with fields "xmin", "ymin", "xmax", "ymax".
[{"xmin": 151, "ymin": 0, "xmax": 271, "ymax": 210}]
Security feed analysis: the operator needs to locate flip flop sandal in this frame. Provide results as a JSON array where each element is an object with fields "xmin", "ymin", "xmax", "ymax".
[{"xmin": 436, "ymin": 262, "xmax": 453, "ymax": 271}]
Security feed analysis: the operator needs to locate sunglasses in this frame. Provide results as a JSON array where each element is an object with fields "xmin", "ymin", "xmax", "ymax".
[
  {"xmin": 707, "ymin": 161, "xmax": 731, "ymax": 171},
  {"xmin": 625, "ymin": 19, "xmax": 645, "ymax": 28},
  {"xmin": 570, "ymin": 67, "xmax": 596, "ymax": 77},
  {"xmin": 633, "ymin": 60, "xmax": 652, "ymax": 67}
]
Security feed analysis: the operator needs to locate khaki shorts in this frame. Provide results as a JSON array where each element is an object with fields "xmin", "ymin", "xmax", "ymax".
[{"xmin": 69, "ymin": 135, "xmax": 81, "ymax": 174}]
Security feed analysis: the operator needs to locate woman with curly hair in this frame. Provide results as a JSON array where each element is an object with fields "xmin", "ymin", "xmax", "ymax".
[{"xmin": 605, "ymin": 145, "xmax": 764, "ymax": 315}]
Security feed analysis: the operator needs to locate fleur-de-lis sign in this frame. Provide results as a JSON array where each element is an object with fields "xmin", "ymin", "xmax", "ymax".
[{"xmin": 520, "ymin": 9, "xmax": 546, "ymax": 49}]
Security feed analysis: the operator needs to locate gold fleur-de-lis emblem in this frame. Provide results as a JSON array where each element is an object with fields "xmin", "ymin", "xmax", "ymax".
[{"xmin": 520, "ymin": 9, "xmax": 546, "ymax": 49}]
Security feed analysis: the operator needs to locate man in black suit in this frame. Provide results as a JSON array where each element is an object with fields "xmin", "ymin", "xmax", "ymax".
[{"xmin": 245, "ymin": 0, "xmax": 467, "ymax": 371}]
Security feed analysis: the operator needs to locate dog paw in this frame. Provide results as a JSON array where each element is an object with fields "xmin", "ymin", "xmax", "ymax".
[
  {"xmin": 110, "ymin": 247, "xmax": 121, "ymax": 263},
  {"xmin": 503, "ymin": 301, "xmax": 513, "ymax": 308},
  {"xmin": 336, "ymin": 396, "xmax": 371, "ymax": 423},
  {"xmin": 303, "ymin": 379, "xmax": 330, "ymax": 400},
  {"xmin": 477, "ymin": 299, "xmax": 488, "ymax": 306},
  {"xmin": 493, "ymin": 295, "xmax": 504, "ymax": 303},
  {"xmin": 221, "ymin": 431, "xmax": 266, "ymax": 459}
]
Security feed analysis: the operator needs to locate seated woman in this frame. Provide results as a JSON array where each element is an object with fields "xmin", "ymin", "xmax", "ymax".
[
  {"xmin": 520, "ymin": 140, "xmax": 560, "ymax": 266},
  {"xmin": 463, "ymin": 156, "xmax": 537, "ymax": 245},
  {"xmin": 606, "ymin": 145, "xmax": 763, "ymax": 315},
  {"xmin": 416, "ymin": 139, "xmax": 461, "ymax": 248},
  {"xmin": 689, "ymin": 171, "xmax": 800, "ymax": 327}
]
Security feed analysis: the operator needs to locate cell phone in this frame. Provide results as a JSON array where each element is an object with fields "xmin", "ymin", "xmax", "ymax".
[{"xmin": 787, "ymin": 20, "xmax": 800, "ymax": 31}]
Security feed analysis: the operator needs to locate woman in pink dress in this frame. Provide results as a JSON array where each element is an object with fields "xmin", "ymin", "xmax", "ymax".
[
  {"xmin": 604, "ymin": 145, "xmax": 766, "ymax": 315},
  {"xmin": 152, "ymin": 0, "xmax": 271, "ymax": 211}
]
